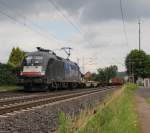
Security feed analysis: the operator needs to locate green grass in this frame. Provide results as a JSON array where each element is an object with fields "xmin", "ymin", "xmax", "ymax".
[
  {"xmin": 78, "ymin": 84, "xmax": 139, "ymax": 133},
  {"xmin": 145, "ymin": 98, "xmax": 150, "ymax": 104},
  {"xmin": 58, "ymin": 84, "xmax": 140, "ymax": 133},
  {"xmin": 0, "ymin": 85, "xmax": 23, "ymax": 92}
]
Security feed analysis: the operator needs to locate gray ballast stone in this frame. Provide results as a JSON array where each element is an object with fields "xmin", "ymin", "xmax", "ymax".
[{"xmin": 0, "ymin": 89, "xmax": 113, "ymax": 133}]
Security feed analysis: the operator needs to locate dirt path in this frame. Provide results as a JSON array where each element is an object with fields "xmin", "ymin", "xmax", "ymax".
[{"xmin": 135, "ymin": 87, "xmax": 150, "ymax": 133}]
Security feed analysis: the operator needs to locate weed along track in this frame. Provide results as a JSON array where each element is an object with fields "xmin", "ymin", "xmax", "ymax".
[{"xmin": 0, "ymin": 87, "xmax": 115, "ymax": 115}]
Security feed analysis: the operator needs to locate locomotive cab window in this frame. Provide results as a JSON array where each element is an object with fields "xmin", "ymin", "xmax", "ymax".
[
  {"xmin": 23, "ymin": 56, "xmax": 43, "ymax": 66},
  {"xmin": 34, "ymin": 56, "xmax": 43, "ymax": 66}
]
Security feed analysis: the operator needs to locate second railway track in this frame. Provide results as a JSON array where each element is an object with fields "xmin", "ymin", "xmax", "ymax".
[{"xmin": 0, "ymin": 86, "xmax": 116, "ymax": 115}]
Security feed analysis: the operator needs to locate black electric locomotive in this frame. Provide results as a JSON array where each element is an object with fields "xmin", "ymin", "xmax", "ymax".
[{"xmin": 19, "ymin": 47, "xmax": 83, "ymax": 91}]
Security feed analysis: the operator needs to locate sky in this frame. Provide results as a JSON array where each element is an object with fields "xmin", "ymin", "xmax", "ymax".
[{"xmin": 0, "ymin": 0, "xmax": 150, "ymax": 73}]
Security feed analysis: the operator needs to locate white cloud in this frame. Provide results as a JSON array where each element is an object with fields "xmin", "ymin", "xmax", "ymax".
[{"xmin": 0, "ymin": 0, "xmax": 150, "ymax": 73}]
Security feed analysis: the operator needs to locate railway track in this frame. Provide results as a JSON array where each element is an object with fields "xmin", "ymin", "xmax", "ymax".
[
  {"xmin": 0, "ymin": 87, "xmax": 105, "ymax": 100},
  {"xmin": 0, "ymin": 86, "xmax": 117, "ymax": 115},
  {"xmin": 0, "ymin": 88, "xmax": 103, "ymax": 106}
]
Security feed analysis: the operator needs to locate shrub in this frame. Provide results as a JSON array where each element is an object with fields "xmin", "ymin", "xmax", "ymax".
[
  {"xmin": 0, "ymin": 63, "xmax": 18, "ymax": 85},
  {"xmin": 124, "ymin": 83, "xmax": 139, "ymax": 92}
]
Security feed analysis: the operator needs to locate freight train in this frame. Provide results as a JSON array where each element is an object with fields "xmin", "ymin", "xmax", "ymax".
[{"xmin": 18, "ymin": 47, "xmax": 85, "ymax": 91}]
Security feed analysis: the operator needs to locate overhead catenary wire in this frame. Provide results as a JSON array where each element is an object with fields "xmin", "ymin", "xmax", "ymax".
[
  {"xmin": 0, "ymin": 0, "xmax": 94, "ymax": 67},
  {"xmin": 47, "ymin": 0, "xmax": 102, "ymax": 67},
  {"xmin": 0, "ymin": 9, "xmax": 31, "ymax": 30},
  {"xmin": 119, "ymin": 0, "xmax": 129, "ymax": 51},
  {"xmin": 0, "ymin": 0, "xmax": 128, "ymax": 71},
  {"xmin": 0, "ymin": 9, "xmax": 56, "ymax": 43},
  {"xmin": 48, "ymin": 0, "xmax": 130, "ymax": 71},
  {"xmin": 47, "ymin": 0, "xmax": 94, "ymax": 47},
  {"xmin": 47, "ymin": 0, "xmax": 107, "ymax": 64},
  {"xmin": 0, "ymin": 1, "xmax": 66, "ymax": 46},
  {"xmin": 47, "ymin": 0, "xmax": 96, "ymax": 48},
  {"xmin": 0, "ymin": 0, "xmax": 64, "ymax": 44},
  {"xmin": 47, "ymin": 0, "xmax": 82, "ymax": 34}
]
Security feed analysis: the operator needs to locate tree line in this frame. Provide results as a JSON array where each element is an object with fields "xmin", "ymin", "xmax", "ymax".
[
  {"xmin": 0, "ymin": 47, "xmax": 149, "ymax": 86},
  {"xmin": 90, "ymin": 65, "xmax": 118, "ymax": 84},
  {"xmin": 89, "ymin": 49, "xmax": 150, "ymax": 84}
]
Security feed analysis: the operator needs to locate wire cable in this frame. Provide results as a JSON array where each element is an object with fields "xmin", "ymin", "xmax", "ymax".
[
  {"xmin": 0, "ymin": 0, "xmax": 65, "ymax": 45},
  {"xmin": 119, "ymin": 0, "xmax": 129, "ymax": 50},
  {"xmin": 47, "ymin": 0, "xmax": 82, "ymax": 34},
  {"xmin": 47, "ymin": 0, "xmax": 99, "ymax": 51},
  {"xmin": 50, "ymin": 0, "xmax": 126, "ymax": 70}
]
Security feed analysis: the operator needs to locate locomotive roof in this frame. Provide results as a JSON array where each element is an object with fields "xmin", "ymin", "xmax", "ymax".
[{"xmin": 26, "ymin": 51, "xmax": 78, "ymax": 67}]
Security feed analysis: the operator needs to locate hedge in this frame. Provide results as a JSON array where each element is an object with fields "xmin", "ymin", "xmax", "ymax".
[{"xmin": 0, "ymin": 63, "xmax": 19, "ymax": 85}]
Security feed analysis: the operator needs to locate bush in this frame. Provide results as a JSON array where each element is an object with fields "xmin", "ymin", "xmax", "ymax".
[
  {"xmin": 124, "ymin": 83, "xmax": 139, "ymax": 92},
  {"xmin": 57, "ymin": 84, "xmax": 139, "ymax": 133},
  {"xmin": 0, "ymin": 63, "xmax": 18, "ymax": 85},
  {"xmin": 78, "ymin": 84, "xmax": 139, "ymax": 133}
]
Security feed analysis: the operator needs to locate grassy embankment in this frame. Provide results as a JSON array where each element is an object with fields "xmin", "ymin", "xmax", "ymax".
[
  {"xmin": 145, "ymin": 98, "xmax": 150, "ymax": 104},
  {"xmin": 0, "ymin": 85, "xmax": 23, "ymax": 92},
  {"xmin": 57, "ymin": 84, "xmax": 140, "ymax": 133}
]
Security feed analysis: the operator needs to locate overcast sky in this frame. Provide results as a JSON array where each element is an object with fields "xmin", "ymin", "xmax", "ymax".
[{"xmin": 0, "ymin": 0, "xmax": 150, "ymax": 72}]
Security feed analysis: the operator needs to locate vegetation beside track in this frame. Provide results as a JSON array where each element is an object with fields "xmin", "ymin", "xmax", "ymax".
[
  {"xmin": 0, "ymin": 63, "xmax": 20, "ymax": 86},
  {"xmin": 57, "ymin": 84, "xmax": 139, "ymax": 133},
  {"xmin": 145, "ymin": 98, "xmax": 150, "ymax": 104},
  {"xmin": 0, "ymin": 85, "xmax": 23, "ymax": 92}
]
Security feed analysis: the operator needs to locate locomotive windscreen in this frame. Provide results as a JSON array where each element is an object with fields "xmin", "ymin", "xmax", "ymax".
[{"xmin": 23, "ymin": 56, "xmax": 43, "ymax": 66}]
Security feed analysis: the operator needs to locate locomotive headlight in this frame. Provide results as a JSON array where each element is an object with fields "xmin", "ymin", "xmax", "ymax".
[
  {"xmin": 41, "ymin": 71, "xmax": 45, "ymax": 76},
  {"xmin": 20, "ymin": 72, "xmax": 23, "ymax": 76}
]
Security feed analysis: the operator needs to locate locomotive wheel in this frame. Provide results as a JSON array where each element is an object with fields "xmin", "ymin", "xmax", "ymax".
[
  {"xmin": 24, "ymin": 84, "xmax": 33, "ymax": 91},
  {"xmin": 48, "ymin": 84, "xmax": 55, "ymax": 91},
  {"xmin": 70, "ymin": 83, "xmax": 78, "ymax": 90},
  {"xmin": 43, "ymin": 85, "xmax": 49, "ymax": 91},
  {"xmin": 62, "ymin": 83, "xmax": 68, "ymax": 89},
  {"xmin": 24, "ymin": 85, "xmax": 30, "ymax": 91},
  {"xmin": 52, "ymin": 82, "xmax": 58, "ymax": 90}
]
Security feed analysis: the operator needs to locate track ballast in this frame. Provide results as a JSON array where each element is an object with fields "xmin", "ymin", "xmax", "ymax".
[{"xmin": 0, "ymin": 86, "xmax": 117, "ymax": 115}]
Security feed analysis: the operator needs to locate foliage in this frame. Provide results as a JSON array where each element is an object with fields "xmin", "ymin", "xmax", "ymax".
[
  {"xmin": 78, "ymin": 84, "xmax": 139, "ymax": 133},
  {"xmin": 57, "ymin": 84, "xmax": 139, "ymax": 133},
  {"xmin": 124, "ymin": 83, "xmax": 139, "ymax": 92},
  {"xmin": 91, "ymin": 65, "xmax": 118, "ymax": 84},
  {"xmin": 117, "ymin": 71, "xmax": 127, "ymax": 78},
  {"xmin": 91, "ymin": 73, "xmax": 99, "ymax": 81},
  {"xmin": 0, "ymin": 86, "xmax": 23, "ymax": 92},
  {"xmin": 0, "ymin": 63, "xmax": 18, "ymax": 85},
  {"xmin": 125, "ymin": 49, "xmax": 150, "ymax": 79},
  {"xmin": 2, "ymin": 47, "xmax": 24, "ymax": 85},
  {"xmin": 58, "ymin": 112, "xmax": 72, "ymax": 133},
  {"xmin": 145, "ymin": 98, "xmax": 150, "ymax": 104},
  {"xmin": 7, "ymin": 47, "xmax": 25, "ymax": 67}
]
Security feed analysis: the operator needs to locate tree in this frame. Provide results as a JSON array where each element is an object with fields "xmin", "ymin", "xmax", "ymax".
[
  {"xmin": 8, "ymin": 47, "xmax": 25, "ymax": 67},
  {"xmin": 144, "ymin": 54, "xmax": 150, "ymax": 77},
  {"xmin": 91, "ymin": 73, "xmax": 99, "ymax": 81},
  {"xmin": 91, "ymin": 65, "xmax": 118, "ymax": 84},
  {"xmin": 125, "ymin": 49, "xmax": 150, "ymax": 80}
]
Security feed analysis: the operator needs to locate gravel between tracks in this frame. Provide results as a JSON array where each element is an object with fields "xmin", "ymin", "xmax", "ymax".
[{"xmin": 0, "ymin": 87, "xmax": 116, "ymax": 133}]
